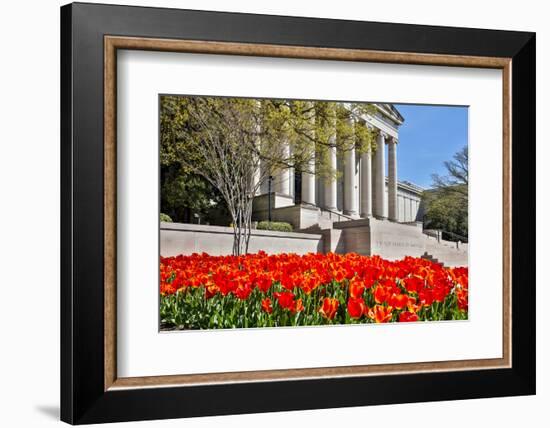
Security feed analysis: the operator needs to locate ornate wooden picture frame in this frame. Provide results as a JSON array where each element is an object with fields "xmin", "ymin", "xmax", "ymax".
[{"xmin": 61, "ymin": 2, "xmax": 535, "ymax": 424}]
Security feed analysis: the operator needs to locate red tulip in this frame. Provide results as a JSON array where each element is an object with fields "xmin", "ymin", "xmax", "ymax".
[
  {"xmin": 418, "ymin": 288, "xmax": 434, "ymax": 307},
  {"xmin": 399, "ymin": 311, "xmax": 419, "ymax": 322},
  {"xmin": 403, "ymin": 276, "xmax": 423, "ymax": 294},
  {"xmin": 274, "ymin": 292, "xmax": 295, "ymax": 311},
  {"xmin": 368, "ymin": 305, "xmax": 393, "ymax": 323},
  {"xmin": 261, "ymin": 298, "xmax": 273, "ymax": 314},
  {"xmin": 349, "ymin": 278, "xmax": 365, "ymax": 299},
  {"xmin": 374, "ymin": 285, "xmax": 389, "ymax": 304},
  {"xmin": 160, "ymin": 251, "xmax": 468, "ymax": 327},
  {"xmin": 389, "ymin": 293, "xmax": 409, "ymax": 310},
  {"xmin": 347, "ymin": 298, "xmax": 366, "ymax": 319},
  {"xmin": 319, "ymin": 297, "xmax": 339, "ymax": 320}
]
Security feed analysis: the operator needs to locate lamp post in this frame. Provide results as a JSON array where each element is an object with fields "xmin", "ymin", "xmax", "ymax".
[{"xmin": 268, "ymin": 175, "xmax": 273, "ymax": 223}]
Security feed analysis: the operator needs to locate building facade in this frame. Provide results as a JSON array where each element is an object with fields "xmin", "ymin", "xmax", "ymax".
[
  {"xmin": 252, "ymin": 103, "xmax": 424, "ymax": 230},
  {"xmin": 162, "ymin": 102, "xmax": 467, "ymax": 266}
]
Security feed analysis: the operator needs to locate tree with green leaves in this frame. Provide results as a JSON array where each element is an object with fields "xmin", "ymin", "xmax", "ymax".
[
  {"xmin": 161, "ymin": 163, "xmax": 227, "ymax": 224},
  {"xmin": 423, "ymin": 146, "xmax": 468, "ymax": 241},
  {"xmin": 160, "ymin": 95, "xmax": 377, "ymax": 255}
]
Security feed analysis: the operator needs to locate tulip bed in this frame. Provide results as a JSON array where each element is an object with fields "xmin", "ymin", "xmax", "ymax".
[{"xmin": 160, "ymin": 252, "xmax": 468, "ymax": 330}]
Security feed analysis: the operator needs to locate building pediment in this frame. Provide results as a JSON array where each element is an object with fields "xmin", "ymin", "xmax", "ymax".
[{"xmin": 375, "ymin": 103, "xmax": 405, "ymax": 125}]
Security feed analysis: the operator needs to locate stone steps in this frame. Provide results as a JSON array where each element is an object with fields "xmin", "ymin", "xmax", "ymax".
[
  {"xmin": 420, "ymin": 251, "xmax": 443, "ymax": 266},
  {"xmin": 423, "ymin": 236, "xmax": 468, "ymax": 267},
  {"xmin": 301, "ymin": 212, "xmax": 468, "ymax": 267}
]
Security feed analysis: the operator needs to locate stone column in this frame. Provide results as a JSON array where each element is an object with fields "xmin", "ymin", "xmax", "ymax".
[
  {"xmin": 301, "ymin": 101, "xmax": 316, "ymax": 205},
  {"xmin": 388, "ymin": 137, "xmax": 398, "ymax": 221},
  {"xmin": 344, "ymin": 146, "xmax": 358, "ymax": 216},
  {"xmin": 252, "ymin": 101, "xmax": 262, "ymax": 195},
  {"xmin": 252, "ymin": 148, "xmax": 261, "ymax": 196},
  {"xmin": 288, "ymin": 145, "xmax": 295, "ymax": 199},
  {"xmin": 343, "ymin": 114, "xmax": 358, "ymax": 216},
  {"xmin": 373, "ymin": 132, "xmax": 387, "ymax": 219},
  {"xmin": 360, "ymin": 149, "xmax": 372, "ymax": 217},
  {"xmin": 323, "ymin": 116, "xmax": 338, "ymax": 210},
  {"xmin": 274, "ymin": 141, "xmax": 291, "ymax": 195}
]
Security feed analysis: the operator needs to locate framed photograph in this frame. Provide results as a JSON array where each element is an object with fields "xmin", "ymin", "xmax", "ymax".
[{"xmin": 61, "ymin": 2, "xmax": 535, "ymax": 424}]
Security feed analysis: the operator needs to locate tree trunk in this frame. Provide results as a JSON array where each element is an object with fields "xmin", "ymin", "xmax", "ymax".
[{"xmin": 230, "ymin": 198, "xmax": 254, "ymax": 256}]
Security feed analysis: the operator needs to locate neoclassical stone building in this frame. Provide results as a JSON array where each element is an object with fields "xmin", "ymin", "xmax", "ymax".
[
  {"xmin": 252, "ymin": 103, "xmax": 424, "ymax": 230},
  {"xmin": 161, "ymin": 102, "xmax": 467, "ymax": 267}
]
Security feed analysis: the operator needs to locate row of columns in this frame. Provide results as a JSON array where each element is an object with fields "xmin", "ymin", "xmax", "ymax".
[
  {"xmin": 346, "ymin": 132, "xmax": 397, "ymax": 220},
  {"xmin": 296, "ymin": 128, "xmax": 398, "ymax": 221},
  {"xmin": 263, "ymin": 104, "xmax": 399, "ymax": 222}
]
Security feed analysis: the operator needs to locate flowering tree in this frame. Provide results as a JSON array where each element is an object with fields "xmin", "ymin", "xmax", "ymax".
[{"xmin": 160, "ymin": 96, "xmax": 376, "ymax": 255}]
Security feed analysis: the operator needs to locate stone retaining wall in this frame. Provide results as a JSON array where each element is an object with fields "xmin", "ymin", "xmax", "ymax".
[
  {"xmin": 160, "ymin": 221, "xmax": 467, "ymax": 267},
  {"xmin": 161, "ymin": 222, "xmax": 323, "ymax": 257}
]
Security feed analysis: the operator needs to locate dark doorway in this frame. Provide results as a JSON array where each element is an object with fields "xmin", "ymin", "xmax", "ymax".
[{"xmin": 294, "ymin": 172, "xmax": 302, "ymax": 204}]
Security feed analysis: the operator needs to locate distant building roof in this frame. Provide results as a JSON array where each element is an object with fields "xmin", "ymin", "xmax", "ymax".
[{"xmin": 385, "ymin": 177, "xmax": 424, "ymax": 195}]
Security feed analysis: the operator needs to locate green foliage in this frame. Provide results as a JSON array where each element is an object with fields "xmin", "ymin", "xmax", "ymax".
[
  {"xmin": 423, "ymin": 188, "xmax": 468, "ymax": 240},
  {"xmin": 256, "ymin": 221, "xmax": 293, "ymax": 232},
  {"xmin": 161, "ymin": 164, "xmax": 228, "ymax": 223},
  {"xmin": 160, "ymin": 95, "xmax": 378, "ymax": 185},
  {"xmin": 423, "ymin": 146, "xmax": 469, "ymax": 240},
  {"xmin": 160, "ymin": 213, "xmax": 172, "ymax": 223},
  {"xmin": 159, "ymin": 280, "xmax": 467, "ymax": 331}
]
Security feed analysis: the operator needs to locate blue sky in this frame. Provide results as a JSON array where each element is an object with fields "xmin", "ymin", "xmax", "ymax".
[{"xmin": 393, "ymin": 104, "xmax": 468, "ymax": 189}]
